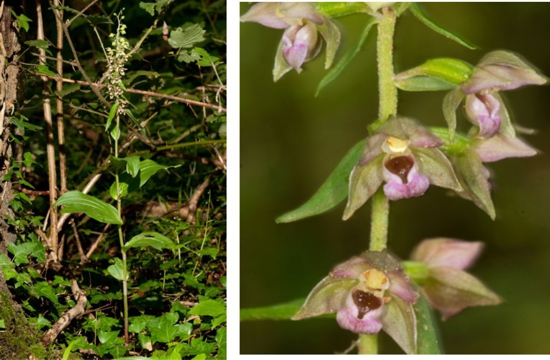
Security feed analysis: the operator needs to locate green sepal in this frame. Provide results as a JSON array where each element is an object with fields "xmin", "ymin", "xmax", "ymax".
[
  {"xmin": 273, "ymin": 37, "xmax": 293, "ymax": 82},
  {"xmin": 409, "ymin": 4, "xmax": 476, "ymax": 50},
  {"xmin": 395, "ymin": 58, "xmax": 473, "ymax": 91},
  {"xmin": 315, "ymin": 2, "xmax": 370, "ymax": 18},
  {"xmin": 412, "ymin": 147, "xmax": 462, "ymax": 192},
  {"xmin": 292, "ymin": 276, "xmax": 357, "ymax": 320},
  {"xmin": 380, "ymin": 293, "xmax": 417, "ymax": 355},
  {"xmin": 428, "ymin": 127, "xmax": 471, "ymax": 156},
  {"xmin": 453, "ymin": 150, "xmax": 495, "ymax": 219},
  {"xmin": 317, "ymin": 19, "xmax": 341, "ymax": 70},
  {"xmin": 343, "ymin": 154, "xmax": 384, "ymax": 221},
  {"xmin": 276, "ymin": 139, "xmax": 366, "ymax": 223},
  {"xmin": 316, "ymin": 17, "xmax": 377, "ymax": 96},
  {"xmin": 442, "ymin": 87, "xmax": 465, "ymax": 142}
]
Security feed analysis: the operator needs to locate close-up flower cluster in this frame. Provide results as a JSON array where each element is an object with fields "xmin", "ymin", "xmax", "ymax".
[{"xmin": 240, "ymin": 2, "xmax": 550, "ymax": 355}]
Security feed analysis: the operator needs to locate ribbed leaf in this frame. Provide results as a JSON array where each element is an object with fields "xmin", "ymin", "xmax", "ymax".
[
  {"xmin": 395, "ymin": 58, "xmax": 473, "ymax": 91},
  {"xmin": 414, "ymin": 293, "xmax": 443, "ymax": 354},
  {"xmin": 241, "ymin": 298, "xmax": 305, "ymax": 321},
  {"xmin": 55, "ymin": 190, "xmax": 122, "ymax": 225},
  {"xmin": 139, "ymin": 159, "xmax": 174, "ymax": 187},
  {"xmin": 276, "ymin": 139, "xmax": 365, "ymax": 223},
  {"xmin": 123, "ymin": 231, "xmax": 174, "ymax": 251},
  {"xmin": 410, "ymin": 4, "xmax": 476, "ymax": 50}
]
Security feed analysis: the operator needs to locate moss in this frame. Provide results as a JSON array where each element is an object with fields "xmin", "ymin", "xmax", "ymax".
[{"xmin": 0, "ymin": 290, "xmax": 47, "ymax": 360}]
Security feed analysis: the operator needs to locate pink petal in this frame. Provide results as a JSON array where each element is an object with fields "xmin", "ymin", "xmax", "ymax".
[
  {"xmin": 410, "ymin": 238, "xmax": 483, "ymax": 270},
  {"xmin": 474, "ymin": 135, "xmax": 537, "ymax": 163}
]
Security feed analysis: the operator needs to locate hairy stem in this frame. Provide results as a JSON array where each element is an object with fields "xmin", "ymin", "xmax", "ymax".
[
  {"xmin": 358, "ymin": 334, "xmax": 378, "ymax": 354},
  {"xmin": 370, "ymin": 189, "xmax": 389, "ymax": 251},
  {"xmin": 377, "ymin": 8, "xmax": 398, "ymax": 122},
  {"xmin": 361, "ymin": 7, "xmax": 398, "ymax": 355}
]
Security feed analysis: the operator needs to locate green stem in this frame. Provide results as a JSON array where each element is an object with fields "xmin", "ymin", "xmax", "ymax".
[
  {"xmin": 360, "ymin": 7, "xmax": 398, "ymax": 355},
  {"xmin": 370, "ymin": 189, "xmax": 389, "ymax": 252},
  {"xmin": 377, "ymin": 8, "xmax": 398, "ymax": 122},
  {"xmin": 114, "ymin": 113, "xmax": 129, "ymax": 345},
  {"xmin": 358, "ymin": 334, "xmax": 378, "ymax": 354}
]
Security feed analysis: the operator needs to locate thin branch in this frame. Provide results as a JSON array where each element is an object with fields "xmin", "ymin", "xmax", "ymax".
[
  {"xmin": 48, "ymin": 0, "xmax": 110, "ymax": 108},
  {"xmin": 85, "ymin": 223, "xmax": 110, "ymax": 261},
  {"xmin": 53, "ymin": 0, "xmax": 67, "ymax": 193},
  {"xmin": 70, "ymin": 219, "xmax": 87, "ymax": 263},
  {"xmin": 31, "ymin": 73, "xmax": 226, "ymax": 112},
  {"xmin": 37, "ymin": 0, "xmax": 59, "ymax": 257},
  {"xmin": 65, "ymin": 0, "xmax": 100, "ymax": 27}
]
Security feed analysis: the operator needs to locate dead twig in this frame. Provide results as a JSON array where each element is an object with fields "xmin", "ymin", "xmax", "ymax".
[
  {"xmin": 85, "ymin": 223, "xmax": 110, "ymax": 261},
  {"xmin": 187, "ymin": 176, "xmax": 211, "ymax": 224},
  {"xmin": 70, "ymin": 219, "xmax": 88, "ymax": 263},
  {"xmin": 41, "ymin": 278, "xmax": 88, "ymax": 346}
]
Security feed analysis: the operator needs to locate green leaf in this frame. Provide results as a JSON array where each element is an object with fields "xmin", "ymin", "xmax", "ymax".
[
  {"xmin": 55, "ymin": 190, "xmax": 123, "ymax": 225},
  {"xmin": 124, "ymin": 156, "xmax": 141, "ymax": 177},
  {"xmin": 168, "ymin": 24, "xmax": 205, "ymax": 49},
  {"xmin": 25, "ymin": 39, "xmax": 50, "ymax": 55},
  {"xmin": 178, "ymin": 337, "xmax": 217, "ymax": 356},
  {"xmin": 98, "ymin": 330, "xmax": 120, "ymax": 344},
  {"xmin": 123, "ymin": 231, "xmax": 174, "ymax": 251},
  {"xmin": 148, "ymin": 312, "xmax": 179, "ymax": 343},
  {"xmin": 240, "ymin": 298, "xmax": 305, "ymax": 321},
  {"xmin": 277, "ymin": 139, "xmax": 365, "ymax": 223},
  {"xmin": 63, "ymin": 337, "xmax": 88, "ymax": 360},
  {"xmin": 410, "ymin": 4, "xmax": 476, "ymax": 50},
  {"xmin": 189, "ymin": 297, "xmax": 226, "ymax": 318},
  {"xmin": 55, "ymin": 83, "xmax": 81, "ymax": 98},
  {"xmin": 33, "ymin": 281, "xmax": 59, "ymax": 304},
  {"xmin": 129, "ymin": 315, "xmax": 154, "ymax": 333},
  {"xmin": 0, "ymin": 319, "xmax": 5, "ymax": 329},
  {"xmin": 106, "ymin": 103, "xmax": 118, "ymax": 132},
  {"xmin": 107, "ymin": 258, "xmax": 126, "ymax": 281},
  {"xmin": 316, "ymin": 17, "xmax": 377, "ymax": 96},
  {"xmin": 215, "ymin": 327, "xmax": 226, "ymax": 359},
  {"xmin": 11, "ymin": 11, "xmax": 31, "ymax": 32},
  {"xmin": 414, "ymin": 293, "xmax": 443, "ymax": 354},
  {"xmin": 36, "ymin": 64, "xmax": 57, "ymax": 77},
  {"xmin": 139, "ymin": 2, "xmax": 155, "ymax": 16},
  {"xmin": 35, "ymin": 314, "xmax": 52, "ymax": 330},
  {"xmin": 395, "ymin": 58, "xmax": 473, "ymax": 91},
  {"xmin": 139, "ymin": 159, "xmax": 176, "ymax": 187}
]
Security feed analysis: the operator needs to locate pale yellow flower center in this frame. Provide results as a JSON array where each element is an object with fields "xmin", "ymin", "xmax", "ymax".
[
  {"xmin": 386, "ymin": 136, "xmax": 408, "ymax": 154},
  {"xmin": 363, "ymin": 269, "xmax": 389, "ymax": 292}
]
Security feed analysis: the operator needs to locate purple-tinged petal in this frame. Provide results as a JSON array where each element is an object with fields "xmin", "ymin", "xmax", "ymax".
[
  {"xmin": 336, "ymin": 290, "xmax": 384, "ymax": 334},
  {"xmin": 411, "ymin": 238, "xmax": 483, "ymax": 270},
  {"xmin": 382, "ymin": 156, "xmax": 429, "ymax": 200},
  {"xmin": 380, "ymin": 294, "xmax": 417, "ymax": 354},
  {"xmin": 474, "ymin": 134, "xmax": 537, "ymax": 163},
  {"xmin": 293, "ymin": 276, "xmax": 357, "ymax": 320},
  {"xmin": 331, "ymin": 256, "xmax": 373, "ymax": 279},
  {"xmin": 423, "ymin": 267, "xmax": 502, "ymax": 320},
  {"xmin": 358, "ymin": 133, "xmax": 386, "ymax": 167},
  {"xmin": 465, "ymin": 93, "xmax": 501, "ymax": 139},
  {"xmin": 462, "ymin": 50, "xmax": 547, "ymax": 94},
  {"xmin": 279, "ymin": 2, "xmax": 324, "ymax": 25},
  {"xmin": 387, "ymin": 271, "xmax": 419, "ymax": 303},
  {"xmin": 240, "ymin": 3, "xmax": 290, "ymax": 29},
  {"xmin": 282, "ymin": 23, "xmax": 318, "ymax": 71}
]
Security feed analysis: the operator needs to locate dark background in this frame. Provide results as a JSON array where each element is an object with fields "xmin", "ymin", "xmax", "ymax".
[{"xmin": 240, "ymin": 3, "xmax": 550, "ymax": 354}]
